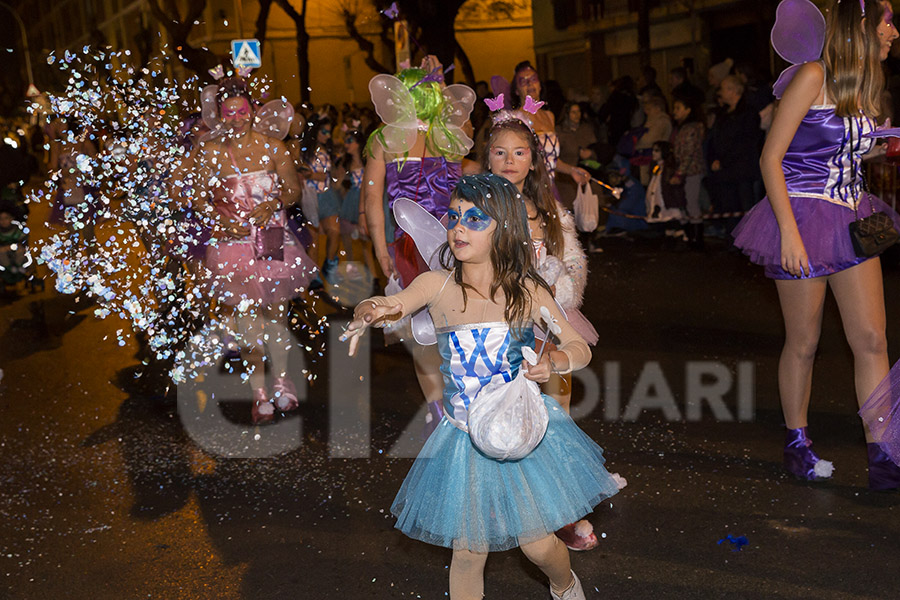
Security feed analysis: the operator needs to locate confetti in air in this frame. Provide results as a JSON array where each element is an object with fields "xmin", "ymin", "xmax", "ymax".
[{"xmin": 31, "ymin": 46, "xmax": 316, "ymax": 383}]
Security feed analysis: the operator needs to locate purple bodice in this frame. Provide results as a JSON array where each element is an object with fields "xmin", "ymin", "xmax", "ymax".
[
  {"xmin": 782, "ymin": 107, "xmax": 875, "ymax": 209},
  {"xmin": 385, "ymin": 157, "xmax": 461, "ymax": 227}
]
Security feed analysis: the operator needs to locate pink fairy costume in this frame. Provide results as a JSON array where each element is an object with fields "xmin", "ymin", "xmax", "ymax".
[
  {"xmin": 205, "ymin": 167, "xmax": 317, "ymax": 306},
  {"xmin": 199, "ymin": 73, "xmax": 317, "ymax": 307}
]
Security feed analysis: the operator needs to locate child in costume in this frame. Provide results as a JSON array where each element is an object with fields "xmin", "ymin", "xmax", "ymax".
[
  {"xmin": 482, "ymin": 110, "xmax": 604, "ymax": 551},
  {"xmin": 733, "ymin": 0, "xmax": 900, "ymax": 489},
  {"xmin": 302, "ymin": 117, "xmax": 342, "ymax": 282},
  {"xmin": 336, "ymin": 128, "xmax": 376, "ymax": 276},
  {"xmin": 645, "ymin": 141, "xmax": 686, "ymax": 227},
  {"xmin": 193, "ymin": 73, "xmax": 317, "ymax": 424},
  {"xmin": 363, "ymin": 56, "xmax": 476, "ymax": 433},
  {"xmin": 342, "ymin": 174, "xmax": 619, "ymax": 600}
]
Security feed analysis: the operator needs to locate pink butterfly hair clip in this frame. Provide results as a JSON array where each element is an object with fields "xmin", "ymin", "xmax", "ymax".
[
  {"xmin": 236, "ymin": 66, "xmax": 253, "ymax": 78},
  {"xmin": 208, "ymin": 65, "xmax": 225, "ymax": 80},
  {"xmin": 484, "ymin": 94, "xmax": 505, "ymax": 111},
  {"xmin": 522, "ymin": 96, "xmax": 545, "ymax": 114}
]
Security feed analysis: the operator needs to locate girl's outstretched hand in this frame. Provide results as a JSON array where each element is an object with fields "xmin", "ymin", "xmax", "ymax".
[
  {"xmin": 340, "ymin": 301, "xmax": 403, "ymax": 356},
  {"xmin": 523, "ymin": 351, "xmax": 553, "ymax": 383}
]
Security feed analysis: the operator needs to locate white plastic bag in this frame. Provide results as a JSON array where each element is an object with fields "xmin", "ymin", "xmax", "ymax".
[
  {"xmin": 301, "ymin": 184, "xmax": 319, "ymax": 228},
  {"xmin": 467, "ymin": 360, "xmax": 549, "ymax": 461},
  {"xmin": 573, "ymin": 182, "xmax": 599, "ymax": 233}
]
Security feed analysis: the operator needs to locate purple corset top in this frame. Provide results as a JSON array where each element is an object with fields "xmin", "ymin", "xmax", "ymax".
[
  {"xmin": 782, "ymin": 107, "xmax": 874, "ymax": 208},
  {"xmin": 385, "ymin": 156, "xmax": 462, "ymax": 219}
]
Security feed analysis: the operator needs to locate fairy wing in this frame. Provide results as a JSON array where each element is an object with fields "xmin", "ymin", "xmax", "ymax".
[
  {"xmin": 253, "ymin": 98, "xmax": 294, "ymax": 140},
  {"xmin": 392, "ymin": 198, "xmax": 446, "ymax": 270},
  {"xmin": 369, "ymin": 74, "xmax": 418, "ymax": 154},
  {"xmin": 392, "ymin": 198, "xmax": 448, "ymax": 346},
  {"xmin": 770, "ymin": 0, "xmax": 826, "ymax": 99},
  {"xmin": 431, "ymin": 83, "xmax": 476, "ymax": 157}
]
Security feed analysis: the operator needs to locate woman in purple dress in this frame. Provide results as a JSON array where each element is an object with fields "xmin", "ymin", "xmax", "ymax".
[
  {"xmin": 364, "ymin": 56, "xmax": 475, "ymax": 431},
  {"xmin": 733, "ymin": 0, "xmax": 900, "ymax": 489}
]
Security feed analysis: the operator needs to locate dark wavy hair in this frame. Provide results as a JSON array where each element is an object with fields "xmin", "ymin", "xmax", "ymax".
[
  {"xmin": 439, "ymin": 173, "xmax": 552, "ymax": 336},
  {"xmin": 481, "ymin": 118, "xmax": 564, "ymax": 259}
]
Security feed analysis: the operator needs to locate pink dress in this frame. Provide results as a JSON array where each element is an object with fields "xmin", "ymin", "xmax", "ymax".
[{"xmin": 206, "ymin": 170, "xmax": 317, "ymax": 306}]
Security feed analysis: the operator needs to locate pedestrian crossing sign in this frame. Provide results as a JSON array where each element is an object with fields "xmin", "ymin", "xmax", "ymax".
[{"xmin": 231, "ymin": 39, "xmax": 262, "ymax": 69}]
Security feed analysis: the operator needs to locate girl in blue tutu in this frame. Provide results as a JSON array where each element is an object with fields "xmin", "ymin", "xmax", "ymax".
[
  {"xmin": 733, "ymin": 0, "xmax": 900, "ymax": 489},
  {"xmin": 342, "ymin": 173, "xmax": 620, "ymax": 599}
]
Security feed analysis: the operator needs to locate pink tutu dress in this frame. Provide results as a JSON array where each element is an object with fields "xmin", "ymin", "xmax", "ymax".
[{"xmin": 206, "ymin": 170, "xmax": 317, "ymax": 306}]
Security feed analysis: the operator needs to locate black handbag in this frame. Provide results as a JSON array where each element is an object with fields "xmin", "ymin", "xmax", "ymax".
[
  {"xmin": 849, "ymin": 206, "xmax": 899, "ymax": 257},
  {"xmin": 846, "ymin": 125, "xmax": 899, "ymax": 258}
]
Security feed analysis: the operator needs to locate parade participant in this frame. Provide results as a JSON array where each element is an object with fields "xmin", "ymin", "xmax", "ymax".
[
  {"xmin": 509, "ymin": 61, "xmax": 591, "ymax": 194},
  {"xmin": 342, "ymin": 174, "xmax": 620, "ymax": 600},
  {"xmin": 336, "ymin": 129, "xmax": 376, "ymax": 277},
  {"xmin": 733, "ymin": 0, "xmax": 900, "ymax": 488},
  {"xmin": 484, "ymin": 104, "xmax": 601, "ymax": 552},
  {"xmin": 194, "ymin": 74, "xmax": 317, "ymax": 424},
  {"xmin": 363, "ymin": 56, "xmax": 475, "ymax": 433},
  {"xmin": 302, "ymin": 117, "xmax": 342, "ymax": 282}
]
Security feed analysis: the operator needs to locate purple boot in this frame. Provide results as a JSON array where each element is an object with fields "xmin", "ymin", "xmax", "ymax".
[
  {"xmin": 867, "ymin": 443, "xmax": 900, "ymax": 491},
  {"xmin": 784, "ymin": 427, "xmax": 834, "ymax": 480}
]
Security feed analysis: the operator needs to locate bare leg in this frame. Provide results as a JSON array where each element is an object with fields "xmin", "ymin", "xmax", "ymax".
[
  {"xmin": 322, "ymin": 215, "xmax": 341, "ymax": 262},
  {"xmin": 520, "ymin": 534, "xmax": 575, "ymax": 595},
  {"xmin": 449, "ymin": 549, "xmax": 488, "ymax": 600},
  {"xmin": 829, "ymin": 258, "xmax": 889, "ymax": 442},
  {"xmin": 774, "ymin": 277, "xmax": 828, "ymax": 429},
  {"xmin": 235, "ymin": 310, "xmax": 267, "ymax": 390},
  {"xmin": 262, "ymin": 302, "xmax": 291, "ymax": 378}
]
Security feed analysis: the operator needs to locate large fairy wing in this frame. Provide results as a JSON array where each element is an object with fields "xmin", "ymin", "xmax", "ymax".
[
  {"xmin": 200, "ymin": 84, "xmax": 221, "ymax": 131},
  {"xmin": 253, "ymin": 98, "xmax": 294, "ymax": 140},
  {"xmin": 431, "ymin": 84, "xmax": 476, "ymax": 156},
  {"xmin": 770, "ymin": 0, "xmax": 826, "ymax": 99},
  {"xmin": 392, "ymin": 198, "xmax": 447, "ymax": 346},
  {"xmin": 369, "ymin": 74, "xmax": 418, "ymax": 154},
  {"xmin": 392, "ymin": 198, "xmax": 446, "ymax": 270}
]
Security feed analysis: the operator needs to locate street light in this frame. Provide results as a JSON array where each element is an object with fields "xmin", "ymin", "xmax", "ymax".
[{"xmin": 0, "ymin": 1, "xmax": 36, "ymax": 92}]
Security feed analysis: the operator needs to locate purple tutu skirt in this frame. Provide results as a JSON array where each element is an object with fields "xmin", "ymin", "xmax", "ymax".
[
  {"xmin": 205, "ymin": 231, "xmax": 317, "ymax": 307},
  {"xmin": 732, "ymin": 193, "xmax": 900, "ymax": 279},
  {"xmin": 859, "ymin": 359, "xmax": 900, "ymax": 466}
]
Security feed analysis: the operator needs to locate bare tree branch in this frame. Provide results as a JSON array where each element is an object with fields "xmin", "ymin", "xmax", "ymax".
[{"xmin": 341, "ymin": 7, "xmax": 392, "ymax": 74}]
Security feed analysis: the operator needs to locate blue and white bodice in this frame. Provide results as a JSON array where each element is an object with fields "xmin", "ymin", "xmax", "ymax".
[{"xmin": 437, "ymin": 322, "xmax": 533, "ymax": 428}]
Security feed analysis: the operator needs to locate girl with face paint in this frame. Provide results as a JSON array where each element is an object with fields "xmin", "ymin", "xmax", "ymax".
[
  {"xmin": 342, "ymin": 174, "xmax": 619, "ymax": 600},
  {"xmin": 193, "ymin": 76, "xmax": 317, "ymax": 424},
  {"xmin": 733, "ymin": 0, "xmax": 900, "ymax": 488},
  {"xmin": 484, "ymin": 110, "xmax": 602, "ymax": 553}
]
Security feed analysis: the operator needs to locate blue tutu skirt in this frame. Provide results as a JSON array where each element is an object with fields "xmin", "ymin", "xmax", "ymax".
[
  {"xmin": 732, "ymin": 193, "xmax": 900, "ymax": 279},
  {"xmin": 391, "ymin": 395, "xmax": 621, "ymax": 553}
]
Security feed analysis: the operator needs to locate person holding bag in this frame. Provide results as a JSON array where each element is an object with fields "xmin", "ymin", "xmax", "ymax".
[
  {"xmin": 342, "ymin": 174, "xmax": 620, "ymax": 600},
  {"xmin": 732, "ymin": 0, "xmax": 900, "ymax": 489}
]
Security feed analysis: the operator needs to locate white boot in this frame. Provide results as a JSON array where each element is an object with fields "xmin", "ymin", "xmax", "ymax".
[{"xmin": 550, "ymin": 570, "xmax": 585, "ymax": 600}]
